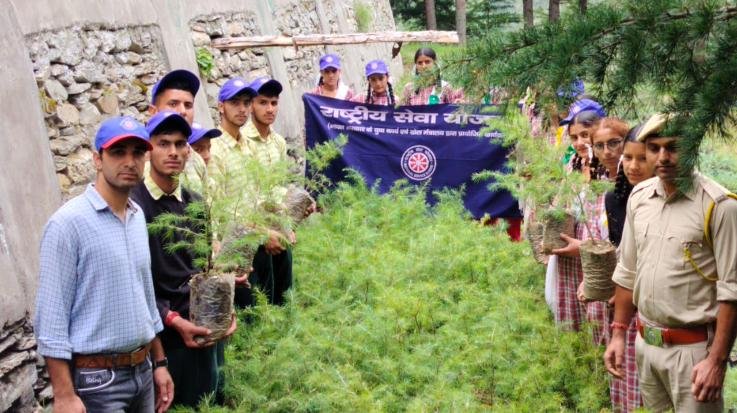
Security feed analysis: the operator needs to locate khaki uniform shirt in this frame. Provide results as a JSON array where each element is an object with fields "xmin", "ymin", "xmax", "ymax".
[
  {"xmin": 209, "ymin": 126, "xmax": 251, "ymax": 176},
  {"xmin": 612, "ymin": 173, "xmax": 737, "ymax": 327},
  {"xmin": 182, "ymin": 151, "xmax": 207, "ymax": 192},
  {"xmin": 241, "ymin": 120, "xmax": 288, "ymax": 166}
]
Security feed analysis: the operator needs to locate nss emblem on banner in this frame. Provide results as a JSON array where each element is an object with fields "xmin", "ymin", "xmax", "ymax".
[
  {"xmin": 401, "ymin": 145, "xmax": 437, "ymax": 181},
  {"xmin": 303, "ymin": 93, "xmax": 521, "ymax": 219}
]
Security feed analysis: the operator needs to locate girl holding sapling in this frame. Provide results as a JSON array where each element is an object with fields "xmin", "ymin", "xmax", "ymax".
[
  {"xmin": 554, "ymin": 115, "xmax": 627, "ymax": 347},
  {"xmin": 602, "ymin": 125, "xmax": 654, "ymax": 413},
  {"xmin": 400, "ymin": 47, "xmax": 464, "ymax": 105},
  {"xmin": 548, "ymin": 102, "xmax": 606, "ymax": 332}
]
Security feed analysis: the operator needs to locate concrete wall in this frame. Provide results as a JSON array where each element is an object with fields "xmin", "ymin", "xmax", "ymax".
[{"xmin": 0, "ymin": 0, "xmax": 398, "ymax": 408}]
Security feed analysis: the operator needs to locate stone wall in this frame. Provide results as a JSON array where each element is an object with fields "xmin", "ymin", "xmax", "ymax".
[{"xmin": 27, "ymin": 25, "xmax": 169, "ymax": 199}]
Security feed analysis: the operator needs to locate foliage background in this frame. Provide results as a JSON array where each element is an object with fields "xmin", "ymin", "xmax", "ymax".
[{"xmin": 172, "ymin": 177, "xmax": 613, "ymax": 412}]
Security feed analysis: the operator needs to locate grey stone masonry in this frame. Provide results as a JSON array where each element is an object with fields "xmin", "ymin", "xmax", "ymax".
[{"xmin": 26, "ymin": 24, "xmax": 169, "ymax": 200}]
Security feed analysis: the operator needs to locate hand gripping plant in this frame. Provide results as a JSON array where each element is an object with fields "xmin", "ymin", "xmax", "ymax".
[
  {"xmin": 478, "ymin": 109, "xmax": 614, "ymax": 299},
  {"xmin": 149, "ymin": 149, "xmax": 305, "ymax": 342}
]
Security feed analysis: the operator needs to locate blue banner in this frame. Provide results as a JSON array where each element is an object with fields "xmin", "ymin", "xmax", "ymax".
[{"xmin": 303, "ymin": 94, "xmax": 521, "ymax": 219}]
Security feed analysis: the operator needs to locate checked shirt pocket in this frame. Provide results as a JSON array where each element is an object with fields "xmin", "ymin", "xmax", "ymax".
[{"xmin": 75, "ymin": 368, "xmax": 115, "ymax": 393}]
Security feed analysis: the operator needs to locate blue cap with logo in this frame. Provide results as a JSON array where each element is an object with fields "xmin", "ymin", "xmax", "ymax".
[
  {"xmin": 249, "ymin": 76, "xmax": 283, "ymax": 96},
  {"xmin": 218, "ymin": 77, "xmax": 256, "ymax": 102},
  {"xmin": 365, "ymin": 60, "xmax": 388, "ymax": 77},
  {"xmin": 145, "ymin": 111, "xmax": 192, "ymax": 137},
  {"xmin": 560, "ymin": 98, "xmax": 606, "ymax": 126},
  {"xmin": 319, "ymin": 54, "xmax": 341, "ymax": 70},
  {"xmin": 150, "ymin": 69, "xmax": 200, "ymax": 103},
  {"xmin": 95, "ymin": 116, "xmax": 152, "ymax": 151},
  {"xmin": 188, "ymin": 122, "xmax": 223, "ymax": 145}
]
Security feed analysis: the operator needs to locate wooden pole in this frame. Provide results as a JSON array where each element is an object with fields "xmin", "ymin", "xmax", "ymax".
[
  {"xmin": 523, "ymin": 0, "xmax": 534, "ymax": 27},
  {"xmin": 425, "ymin": 0, "xmax": 437, "ymax": 30},
  {"xmin": 455, "ymin": 0, "xmax": 467, "ymax": 44},
  {"xmin": 211, "ymin": 31, "xmax": 460, "ymax": 50}
]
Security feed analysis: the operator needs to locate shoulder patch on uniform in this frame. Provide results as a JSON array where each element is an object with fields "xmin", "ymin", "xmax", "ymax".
[{"xmin": 699, "ymin": 174, "xmax": 732, "ymax": 203}]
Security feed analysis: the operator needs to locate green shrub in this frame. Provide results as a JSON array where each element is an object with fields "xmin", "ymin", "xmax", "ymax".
[
  {"xmin": 196, "ymin": 47, "xmax": 215, "ymax": 80},
  {"xmin": 173, "ymin": 175, "xmax": 611, "ymax": 412},
  {"xmin": 353, "ymin": 1, "xmax": 373, "ymax": 33}
]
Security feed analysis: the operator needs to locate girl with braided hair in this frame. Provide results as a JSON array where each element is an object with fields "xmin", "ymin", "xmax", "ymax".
[
  {"xmin": 598, "ymin": 123, "xmax": 652, "ymax": 413},
  {"xmin": 352, "ymin": 60, "xmax": 396, "ymax": 106},
  {"xmin": 311, "ymin": 53, "xmax": 355, "ymax": 100},
  {"xmin": 400, "ymin": 47, "xmax": 464, "ymax": 105},
  {"xmin": 550, "ymin": 104, "xmax": 608, "ymax": 334}
]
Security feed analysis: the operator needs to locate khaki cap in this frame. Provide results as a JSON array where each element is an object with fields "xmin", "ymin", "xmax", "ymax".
[{"xmin": 636, "ymin": 113, "xmax": 673, "ymax": 142}]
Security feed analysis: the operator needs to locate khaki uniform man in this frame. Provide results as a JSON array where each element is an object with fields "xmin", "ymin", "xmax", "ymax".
[{"xmin": 605, "ymin": 114, "xmax": 737, "ymax": 412}]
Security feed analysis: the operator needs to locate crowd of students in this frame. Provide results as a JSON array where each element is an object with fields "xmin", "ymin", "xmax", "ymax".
[
  {"xmin": 30, "ymin": 44, "xmax": 736, "ymax": 413},
  {"xmin": 310, "ymin": 47, "xmax": 465, "ymax": 106},
  {"xmin": 527, "ymin": 91, "xmax": 737, "ymax": 412},
  {"xmin": 31, "ymin": 46, "xmax": 476, "ymax": 411}
]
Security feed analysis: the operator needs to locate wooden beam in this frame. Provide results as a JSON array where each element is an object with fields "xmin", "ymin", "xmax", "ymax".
[{"xmin": 211, "ymin": 30, "xmax": 459, "ymax": 50}]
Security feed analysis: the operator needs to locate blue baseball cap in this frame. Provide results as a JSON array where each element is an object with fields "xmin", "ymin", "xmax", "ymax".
[
  {"xmin": 365, "ymin": 60, "xmax": 388, "ymax": 77},
  {"xmin": 218, "ymin": 77, "xmax": 256, "ymax": 102},
  {"xmin": 560, "ymin": 98, "xmax": 606, "ymax": 126},
  {"xmin": 249, "ymin": 76, "xmax": 283, "ymax": 96},
  {"xmin": 557, "ymin": 79, "xmax": 585, "ymax": 100},
  {"xmin": 188, "ymin": 122, "xmax": 223, "ymax": 145},
  {"xmin": 150, "ymin": 69, "xmax": 200, "ymax": 103},
  {"xmin": 319, "ymin": 54, "xmax": 341, "ymax": 70},
  {"xmin": 145, "ymin": 111, "xmax": 192, "ymax": 137},
  {"xmin": 95, "ymin": 116, "xmax": 151, "ymax": 151}
]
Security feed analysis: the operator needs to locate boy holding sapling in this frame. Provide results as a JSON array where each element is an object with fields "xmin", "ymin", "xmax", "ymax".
[
  {"xmin": 238, "ymin": 76, "xmax": 316, "ymax": 306},
  {"xmin": 131, "ymin": 111, "xmax": 237, "ymax": 407}
]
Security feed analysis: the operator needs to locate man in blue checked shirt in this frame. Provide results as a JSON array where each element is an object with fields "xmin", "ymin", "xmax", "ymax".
[{"xmin": 34, "ymin": 116, "xmax": 174, "ymax": 413}]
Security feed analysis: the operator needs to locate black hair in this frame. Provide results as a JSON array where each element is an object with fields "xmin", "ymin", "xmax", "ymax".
[
  {"xmin": 413, "ymin": 47, "xmax": 442, "ymax": 95},
  {"xmin": 318, "ymin": 76, "xmax": 324, "ymax": 86},
  {"xmin": 569, "ymin": 110, "xmax": 606, "ymax": 180},
  {"xmin": 365, "ymin": 79, "xmax": 395, "ymax": 106},
  {"xmin": 228, "ymin": 90, "xmax": 254, "ymax": 102},
  {"xmin": 153, "ymin": 80, "xmax": 195, "ymax": 104},
  {"xmin": 612, "ymin": 124, "xmax": 643, "ymax": 201},
  {"xmin": 258, "ymin": 89, "xmax": 281, "ymax": 98},
  {"xmin": 150, "ymin": 125, "xmax": 188, "ymax": 138}
]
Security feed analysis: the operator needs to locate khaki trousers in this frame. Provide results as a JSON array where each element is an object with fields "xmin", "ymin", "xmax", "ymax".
[{"xmin": 634, "ymin": 334, "xmax": 723, "ymax": 412}]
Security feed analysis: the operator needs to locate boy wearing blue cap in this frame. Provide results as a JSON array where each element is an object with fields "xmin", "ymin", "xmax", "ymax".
[
  {"xmin": 35, "ymin": 116, "xmax": 174, "ymax": 412},
  {"xmin": 189, "ymin": 122, "xmax": 222, "ymax": 167},
  {"xmin": 352, "ymin": 60, "xmax": 396, "ymax": 106},
  {"xmin": 148, "ymin": 69, "xmax": 200, "ymax": 124},
  {"xmin": 239, "ymin": 76, "xmax": 299, "ymax": 306},
  {"xmin": 209, "ymin": 77, "xmax": 256, "ymax": 174},
  {"xmin": 130, "ymin": 111, "xmax": 236, "ymax": 408},
  {"xmin": 311, "ymin": 54, "xmax": 355, "ymax": 100}
]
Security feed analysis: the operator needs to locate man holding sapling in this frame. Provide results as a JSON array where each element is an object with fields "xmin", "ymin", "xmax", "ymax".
[
  {"xmin": 34, "ymin": 116, "xmax": 173, "ymax": 412},
  {"xmin": 605, "ymin": 114, "xmax": 737, "ymax": 412},
  {"xmin": 130, "ymin": 111, "xmax": 236, "ymax": 407}
]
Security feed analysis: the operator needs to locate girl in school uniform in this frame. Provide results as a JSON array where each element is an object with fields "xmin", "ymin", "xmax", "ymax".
[
  {"xmin": 352, "ymin": 60, "xmax": 396, "ymax": 106},
  {"xmin": 400, "ymin": 47, "xmax": 464, "ymax": 105},
  {"xmin": 311, "ymin": 53, "xmax": 354, "ymax": 100}
]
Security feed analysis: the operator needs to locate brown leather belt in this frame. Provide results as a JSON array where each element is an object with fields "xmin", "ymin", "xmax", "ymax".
[
  {"xmin": 636, "ymin": 318, "xmax": 709, "ymax": 347},
  {"xmin": 73, "ymin": 344, "xmax": 151, "ymax": 369}
]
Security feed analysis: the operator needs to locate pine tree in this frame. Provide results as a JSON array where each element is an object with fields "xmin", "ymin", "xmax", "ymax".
[{"xmin": 450, "ymin": 0, "xmax": 737, "ymax": 190}]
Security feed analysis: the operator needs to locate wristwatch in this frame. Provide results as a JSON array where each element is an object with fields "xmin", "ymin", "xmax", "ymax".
[{"xmin": 153, "ymin": 357, "xmax": 168, "ymax": 369}]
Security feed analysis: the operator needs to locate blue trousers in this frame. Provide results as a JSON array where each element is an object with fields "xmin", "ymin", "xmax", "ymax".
[{"xmin": 73, "ymin": 358, "xmax": 154, "ymax": 412}]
